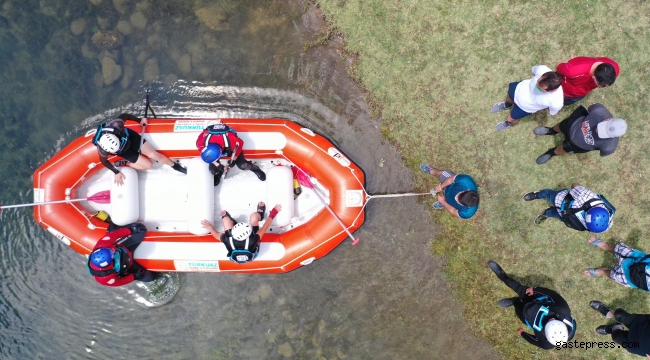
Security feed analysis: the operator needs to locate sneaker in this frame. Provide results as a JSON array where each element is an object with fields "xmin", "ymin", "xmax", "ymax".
[
  {"xmin": 491, "ymin": 101, "xmax": 512, "ymax": 113},
  {"xmin": 523, "ymin": 192, "xmax": 540, "ymax": 201},
  {"xmin": 596, "ymin": 323, "xmax": 623, "ymax": 335},
  {"xmin": 432, "ymin": 202, "xmax": 444, "ymax": 210},
  {"xmin": 420, "ymin": 164, "xmax": 435, "ymax": 174},
  {"xmin": 533, "ymin": 126, "xmax": 556, "ymax": 136},
  {"xmin": 536, "ymin": 150, "xmax": 555, "ymax": 165},
  {"xmin": 590, "ymin": 301, "xmax": 614, "ymax": 318},
  {"xmin": 252, "ymin": 167, "xmax": 266, "ymax": 181},
  {"xmin": 498, "ymin": 298, "xmax": 515, "ymax": 307},
  {"xmin": 487, "ymin": 260, "xmax": 507, "ymax": 280},
  {"xmin": 495, "ymin": 120, "xmax": 514, "ymax": 131},
  {"xmin": 534, "ymin": 210, "xmax": 551, "ymax": 225}
]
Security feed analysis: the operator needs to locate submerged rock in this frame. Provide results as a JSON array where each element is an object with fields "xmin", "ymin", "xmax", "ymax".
[
  {"xmin": 102, "ymin": 57, "xmax": 122, "ymax": 85},
  {"xmin": 92, "ymin": 30, "xmax": 124, "ymax": 50},
  {"xmin": 130, "ymin": 11, "xmax": 147, "ymax": 29},
  {"xmin": 177, "ymin": 53, "xmax": 191, "ymax": 75},
  {"xmin": 70, "ymin": 19, "xmax": 87, "ymax": 36},
  {"xmin": 143, "ymin": 57, "xmax": 159, "ymax": 82},
  {"xmin": 195, "ymin": 8, "xmax": 227, "ymax": 30},
  {"xmin": 116, "ymin": 20, "xmax": 134, "ymax": 35},
  {"xmin": 278, "ymin": 342, "xmax": 294, "ymax": 358}
]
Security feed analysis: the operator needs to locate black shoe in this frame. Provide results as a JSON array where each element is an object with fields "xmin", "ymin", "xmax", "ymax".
[
  {"xmin": 488, "ymin": 260, "xmax": 507, "ymax": 280},
  {"xmin": 252, "ymin": 167, "xmax": 266, "ymax": 181},
  {"xmin": 596, "ymin": 323, "xmax": 623, "ymax": 335},
  {"xmin": 498, "ymin": 298, "xmax": 515, "ymax": 307},
  {"xmin": 534, "ymin": 209, "xmax": 552, "ymax": 225},
  {"xmin": 590, "ymin": 301, "xmax": 613, "ymax": 318},
  {"xmin": 523, "ymin": 192, "xmax": 540, "ymax": 201},
  {"xmin": 533, "ymin": 126, "xmax": 557, "ymax": 136},
  {"xmin": 172, "ymin": 162, "xmax": 187, "ymax": 174},
  {"xmin": 213, "ymin": 174, "xmax": 222, "ymax": 186},
  {"xmin": 536, "ymin": 148, "xmax": 556, "ymax": 165}
]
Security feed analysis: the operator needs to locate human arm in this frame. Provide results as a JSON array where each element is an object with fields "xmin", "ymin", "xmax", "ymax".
[
  {"xmin": 96, "ymin": 272, "xmax": 135, "ymax": 287},
  {"xmin": 201, "ymin": 219, "xmax": 224, "ymax": 240},
  {"xmin": 117, "ymin": 113, "xmax": 144, "ymax": 125},
  {"xmin": 519, "ymin": 330, "xmax": 556, "ymax": 349},
  {"xmin": 257, "ymin": 204, "xmax": 282, "ymax": 239},
  {"xmin": 93, "ymin": 227, "xmax": 133, "ymax": 250},
  {"xmin": 437, "ymin": 193, "xmax": 460, "ymax": 218},
  {"xmin": 435, "ymin": 175, "xmax": 457, "ymax": 192}
]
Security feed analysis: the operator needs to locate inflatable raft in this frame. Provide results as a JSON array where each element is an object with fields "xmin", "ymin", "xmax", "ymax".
[{"xmin": 33, "ymin": 119, "xmax": 366, "ymax": 273}]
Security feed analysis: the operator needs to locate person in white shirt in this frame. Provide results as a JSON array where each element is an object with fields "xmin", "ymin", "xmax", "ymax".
[{"xmin": 492, "ymin": 65, "xmax": 564, "ymax": 131}]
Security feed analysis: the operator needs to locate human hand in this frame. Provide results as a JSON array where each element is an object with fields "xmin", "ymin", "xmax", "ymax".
[
  {"xmin": 526, "ymin": 287, "xmax": 535, "ymax": 296},
  {"xmin": 268, "ymin": 204, "xmax": 282, "ymax": 219},
  {"xmin": 201, "ymin": 219, "xmax": 214, "ymax": 229},
  {"xmin": 436, "ymin": 184, "xmax": 442, "ymax": 193},
  {"xmin": 140, "ymin": 117, "xmax": 148, "ymax": 126},
  {"xmin": 114, "ymin": 172, "xmax": 125, "ymax": 186},
  {"xmin": 437, "ymin": 193, "xmax": 445, "ymax": 202},
  {"xmin": 517, "ymin": 328, "xmax": 525, "ymax": 336}
]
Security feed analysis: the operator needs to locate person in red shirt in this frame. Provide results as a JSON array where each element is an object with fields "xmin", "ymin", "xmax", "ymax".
[
  {"xmin": 556, "ymin": 56, "xmax": 619, "ymax": 105},
  {"xmin": 196, "ymin": 124, "xmax": 266, "ymax": 185},
  {"xmin": 87, "ymin": 221, "xmax": 159, "ymax": 286}
]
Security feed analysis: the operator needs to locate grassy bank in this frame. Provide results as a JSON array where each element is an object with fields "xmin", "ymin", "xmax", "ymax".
[{"xmin": 317, "ymin": 0, "xmax": 650, "ymax": 358}]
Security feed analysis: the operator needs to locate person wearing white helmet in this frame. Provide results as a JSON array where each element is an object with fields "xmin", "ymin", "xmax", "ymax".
[
  {"xmin": 487, "ymin": 260, "xmax": 576, "ymax": 349},
  {"xmin": 201, "ymin": 202, "xmax": 282, "ymax": 264},
  {"xmin": 92, "ymin": 114, "xmax": 187, "ymax": 185}
]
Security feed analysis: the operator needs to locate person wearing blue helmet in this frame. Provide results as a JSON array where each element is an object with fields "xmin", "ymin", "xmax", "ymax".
[
  {"xmin": 87, "ymin": 220, "xmax": 159, "ymax": 287},
  {"xmin": 583, "ymin": 237, "xmax": 650, "ymax": 295},
  {"xmin": 522, "ymin": 182, "xmax": 615, "ymax": 232}
]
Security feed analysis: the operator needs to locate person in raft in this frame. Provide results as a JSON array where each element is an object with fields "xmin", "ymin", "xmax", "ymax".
[
  {"xmin": 420, "ymin": 164, "xmax": 478, "ymax": 219},
  {"xmin": 491, "ymin": 65, "xmax": 563, "ymax": 131},
  {"xmin": 196, "ymin": 123, "xmax": 266, "ymax": 186},
  {"xmin": 523, "ymin": 182, "xmax": 615, "ymax": 232},
  {"xmin": 588, "ymin": 300, "xmax": 650, "ymax": 357},
  {"xmin": 583, "ymin": 237, "xmax": 650, "ymax": 294},
  {"xmin": 201, "ymin": 202, "xmax": 281, "ymax": 264},
  {"xmin": 87, "ymin": 211, "xmax": 161, "ymax": 286},
  {"xmin": 532, "ymin": 103, "xmax": 627, "ymax": 165},
  {"xmin": 556, "ymin": 56, "xmax": 619, "ymax": 105},
  {"xmin": 487, "ymin": 260, "xmax": 576, "ymax": 350},
  {"xmin": 93, "ymin": 113, "xmax": 187, "ymax": 185}
]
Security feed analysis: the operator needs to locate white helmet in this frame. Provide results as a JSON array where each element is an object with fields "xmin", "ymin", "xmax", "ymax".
[
  {"xmin": 98, "ymin": 133, "xmax": 121, "ymax": 153},
  {"xmin": 545, "ymin": 320, "xmax": 568, "ymax": 345},
  {"xmin": 231, "ymin": 223, "xmax": 252, "ymax": 240}
]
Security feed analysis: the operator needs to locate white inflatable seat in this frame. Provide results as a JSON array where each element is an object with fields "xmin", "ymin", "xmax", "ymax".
[
  {"xmin": 265, "ymin": 166, "xmax": 294, "ymax": 226},
  {"xmin": 186, "ymin": 158, "xmax": 215, "ymax": 235},
  {"xmin": 111, "ymin": 166, "xmax": 139, "ymax": 226}
]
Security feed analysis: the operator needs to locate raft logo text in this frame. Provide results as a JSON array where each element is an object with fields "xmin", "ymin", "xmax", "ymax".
[{"xmin": 555, "ymin": 340, "xmax": 640, "ymax": 351}]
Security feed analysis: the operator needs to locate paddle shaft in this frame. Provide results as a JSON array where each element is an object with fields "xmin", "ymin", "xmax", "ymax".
[
  {"xmin": 3, "ymin": 198, "xmax": 90, "ymax": 209},
  {"xmin": 223, "ymin": 143, "xmax": 240, "ymax": 179},
  {"xmin": 309, "ymin": 185, "xmax": 359, "ymax": 244}
]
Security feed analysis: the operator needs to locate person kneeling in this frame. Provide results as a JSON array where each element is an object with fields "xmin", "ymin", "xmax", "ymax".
[
  {"xmin": 87, "ymin": 220, "xmax": 159, "ymax": 286},
  {"xmin": 201, "ymin": 202, "xmax": 281, "ymax": 264}
]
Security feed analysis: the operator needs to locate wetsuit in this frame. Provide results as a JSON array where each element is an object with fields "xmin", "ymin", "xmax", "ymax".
[
  {"xmin": 499, "ymin": 277, "xmax": 576, "ymax": 349},
  {"xmin": 95, "ymin": 114, "xmax": 144, "ymax": 174},
  {"xmin": 611, "ymin": 310, "xmax": 650, "ymax": 356},
  {"xmin": 88, "ymin": 223, "xmax": 157, "ymax": 286}
]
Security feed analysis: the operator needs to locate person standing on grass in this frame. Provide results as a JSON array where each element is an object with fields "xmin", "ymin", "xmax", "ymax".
[
  {"xmin": 487, "ymin": 260, "xmax": 576, "ymax": 349},
  {"xmin": 491, "ymin": 65, "xmax": 564, "ymax": 131},
  {"xmin": 583, "ymin": 237, "xmax": 650, "ymax": 294},
  {"xmin": 522, "ymin": 182, "xmax": 615, "ymax": 232},
  {"xmin": 532, "ymin": 103, "xmax": 627, "ymax": 164},
  {"xmin": 556, "ymin": 56, "xmax": 620, "ymax": 105},
  {"xmin": 419, "ymin": 164, "xmax": 478, "ymax": 219},
  {"xmin": 589, "ymin": 300, "xmax": 650, "ymax": 358}
]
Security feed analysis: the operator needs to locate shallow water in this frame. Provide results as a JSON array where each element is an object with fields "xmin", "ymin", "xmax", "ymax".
[{"xmin": 0, "ymin": 1, "xmax": 498, "ymax": 359}]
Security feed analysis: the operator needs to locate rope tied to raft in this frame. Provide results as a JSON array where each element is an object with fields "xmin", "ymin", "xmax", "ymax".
[{"xmin": 366, "ymin": 190, "xmax": 436, "ymax": 200}]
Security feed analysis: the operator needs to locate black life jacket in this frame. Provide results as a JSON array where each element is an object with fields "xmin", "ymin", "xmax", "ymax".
[
  {"xmin": 92, "ymin": 123, "xmax": 130, "ymax": 154},
  {"xmin": 626, "ymin": 254, "xmax": 650, "ymax": 291},
  {"xmin": 524, "ymin": 294, "xmax": 576, "ymax": 339},
  {"xmin": 556, "ymin": 193, "xmax": 616, "ymax": 231},
  {"xmin": 87, "ymin": 246, "xmax": 131, "ymax": 277},
  {"xmin": 203, "ymin": 124, "xmax": 238, "ymax": 156},
  {"xmin": 223, "ymin": 236, "xmax": 259, "ymax": 264}
]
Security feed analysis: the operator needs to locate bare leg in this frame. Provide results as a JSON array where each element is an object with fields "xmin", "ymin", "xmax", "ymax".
[
  {"xmin": 129, "ymin": 155, "xmax": 153, "ymax": 170},
  {"xmin": 249, "ymin": 202, "xmax": 265, "ymax": 226},
  {"xmin": 221, "ymin": 210, "xmax": 235, "ymax": 231},
  {"xmin": 140, "ymin": 142, "xmax": 175, "ymax": 167},
  {"xmin": 583, "ymin": 268, "xmax": 610, "ymax": 277},
  {"xmin": 506, "ymin": 112, "xmax": 519, "ymax": 125},
  {"xmin": 588, "ymin": 236, "xmax": 615, "ymax": 253},
  {"xmin": 552, "ymin": 123, "xmax": 562, "ymax": 133},
  {"xmin": 553, "ymin": 145, "xmax": 568, "ymax": 156},
  {"xmin": 505, "ymin": 94, "xmax": 514, "ymax": 105}
]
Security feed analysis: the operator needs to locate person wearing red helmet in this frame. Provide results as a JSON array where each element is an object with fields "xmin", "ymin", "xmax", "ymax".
[
  {"xmin": 196, "ymin": 124, "xmax": 266, "ymax": 186},
  {"xmin": 87, "ymin": 221, "xmax": 159, "ymax": 286}
]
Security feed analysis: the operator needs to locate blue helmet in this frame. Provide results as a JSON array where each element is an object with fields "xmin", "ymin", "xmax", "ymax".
[
  {"xmin": 585, "ymin": 207, "xmax": 610, "ymax": 233},
  {"xmin": 90, "ymin": 248, "xmax": 114, "ymax": 269},
  {"xmin": 201, "ymin": 144, "xmax": 222, "ymax": 163}
]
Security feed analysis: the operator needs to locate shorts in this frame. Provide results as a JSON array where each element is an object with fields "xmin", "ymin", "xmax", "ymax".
[
  {"xmin": 118, "ymin": 130, "xmax": 146, "ymax": 163},
  {"xmin": 507, "ymin": 82, "xmax": 533, "ymax": 120},
  {"xmin": 563, "ymin": 96, "xmax": 585, "ymax": 106},
  {"xmin": 438, "ymin": 170, "xmax": 455, "ymax": 183},
  {"xmin": 610, "ymin": 242, "xmax": 636, "ymax": 287},
  {"xmin": 558, "ymin": 106, "xmax": 591, "ymax": 154}
]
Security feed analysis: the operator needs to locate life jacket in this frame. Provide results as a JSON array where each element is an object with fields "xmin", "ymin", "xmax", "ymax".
[
  {"xmin": 524, "ymin": 294, "xmax": 576, "ymax": 338},
  {"xmin": 623, "ymin": 252, "xmax": 650, "ymax": 291},
  {"xmin": 92, "ymin": 123, "xmax": 130, "ymax": 154},
  {"xmin": 556, "ymin": 193, "xmax": 615, "ymax": 231},
  {"xmin": 87, "ymin": 245, "xmax": 132, "ymax": 277},
  {"xmin": 202, "ymin": 124, "xmax": 238, "ymax": 156},
  {"xmin": 224, "ymin": 236, "xmax": 259, "ymax": 264}
]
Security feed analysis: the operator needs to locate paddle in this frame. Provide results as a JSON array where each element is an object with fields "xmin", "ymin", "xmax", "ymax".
[
  {"xmin": 139, "ymin": 86, "xmax": 156, "ymax": 154},
  {"xmin": 223, "ymin": 143, "xmax": 240, "ymax": 180},
  {"xmin": 295, "ymin": 167, "xmax": 361, "ymax": 245},
  {"xmin": 0, "ymin": 190, "xmax": 111, "ymax": 212}
]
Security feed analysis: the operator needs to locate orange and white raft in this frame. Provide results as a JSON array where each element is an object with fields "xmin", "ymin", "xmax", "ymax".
[{"xmin": 33, "ymin": 119, "xmax": 366, "ymax": 273}]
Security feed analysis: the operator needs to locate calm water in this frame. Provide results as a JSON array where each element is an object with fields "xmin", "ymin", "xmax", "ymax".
[{"xmin": 0, "ymin": 1, "xmax": 498, "ymax": 359}]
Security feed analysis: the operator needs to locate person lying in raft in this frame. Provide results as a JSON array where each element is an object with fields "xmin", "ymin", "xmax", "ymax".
[
  {"xmin": 201, "ymin": 202, "xmax": 281, "ymax": 264},
  {"xmin": 93, "ymin": 113, "xmax": 187, "ymax": 185},
  {"xmin": 87, "ymin": 211, "xmax": 161, "ymax": 286},
  {"xmin": 196, "ymin": 123, "xmax": 266, "ymax": 186}
]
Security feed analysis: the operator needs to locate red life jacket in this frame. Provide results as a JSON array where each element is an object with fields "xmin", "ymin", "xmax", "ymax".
[{"xmin": 195, "ymin": 125, "xmax": 242, "ymax": 157}]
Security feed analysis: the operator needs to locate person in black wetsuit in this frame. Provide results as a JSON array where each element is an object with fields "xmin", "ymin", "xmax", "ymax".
[
  {"xmin": 487, "ymin": 260, "xmax": 576, "ymax": 349},
  {"xmin": 589, "ymin": 301, "xmax": 650, "ymax": 357},
  {"xmin": 93, "ymin": 113, "xmax": 187, "ymax": 185}
]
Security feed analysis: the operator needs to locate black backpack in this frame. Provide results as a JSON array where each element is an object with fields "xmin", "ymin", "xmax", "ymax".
[
  {"xmin": 627, "ymin": 255, "xmax": 650, "ymax": 291},
  {"xmin": 557, "ymin": 193, "xmax": 616, "ymax": 231}
]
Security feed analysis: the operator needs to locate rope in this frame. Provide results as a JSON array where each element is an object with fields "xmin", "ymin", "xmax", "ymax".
[{"xmin": 366, "ymin": 192, "xmax": 434, "ymax": 199}]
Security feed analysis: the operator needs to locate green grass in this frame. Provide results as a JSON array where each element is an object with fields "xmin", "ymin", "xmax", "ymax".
[{"xmin": 317, "ymin": 0, "xmax": 650, "ymax": 358}]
